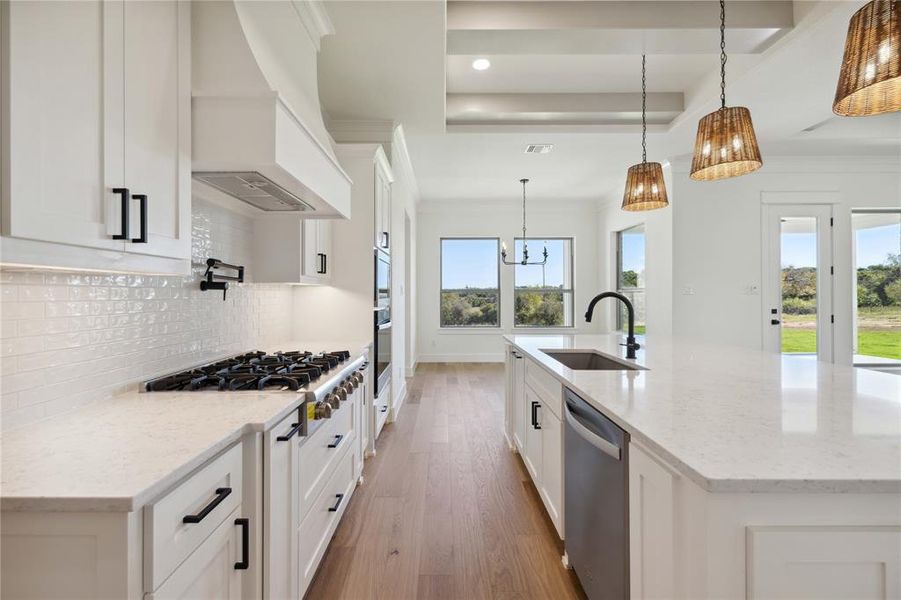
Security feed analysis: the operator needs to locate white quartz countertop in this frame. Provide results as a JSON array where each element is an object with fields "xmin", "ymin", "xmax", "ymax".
[
  {"xmin": 505, "ymin": 334, "xmax": 901, "ymax": 493},
  {"xmin": 0, "ymin": 341, "xmax": 371, "ymax": 512}
]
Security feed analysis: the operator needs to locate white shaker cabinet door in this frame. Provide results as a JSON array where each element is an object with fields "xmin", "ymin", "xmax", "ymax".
[
  {"xmin": 122, "ymin": 0, "xmax": 190, "ymax": 259},
  {"xmin": 148, "ymin": 506, "xmax": 244, "ymax": 600},
  {"xmin": 2, "ymin": 0, "xmax": 125, "ymax": 251}
]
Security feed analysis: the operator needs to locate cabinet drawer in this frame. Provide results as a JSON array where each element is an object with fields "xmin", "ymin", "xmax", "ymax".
[
  {"xmin": 525, "ymin": 358, "xmax": 563, "ymax": 418},
  {"xmin": 299, "ymin": 399, "xmax": 354, "ymax": 522},
  {"xmin": 145, "ymin": 443, "xmax": 243, "ymax": 592},
  {"xmin": 298, "ymin": 445, "xmax": 356, "ymax": 595}
]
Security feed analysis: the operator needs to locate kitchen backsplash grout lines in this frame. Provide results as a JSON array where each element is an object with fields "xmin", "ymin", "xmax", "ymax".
[{"xmin": 0, "ymin": 199, "xmax": 295, "ymax": 430}]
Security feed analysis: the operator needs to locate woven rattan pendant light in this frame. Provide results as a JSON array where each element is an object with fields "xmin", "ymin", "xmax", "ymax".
[
  {"xmin": 622, "ymin": 55, "xmax": 668, "ymax": 211},
  {"xmin": 834, "ymin": 0, "xmax": 900, "ymax": 116},
  {"xmin": 689, "ymin": 0, "xmax": 762, "ymax": 181}
]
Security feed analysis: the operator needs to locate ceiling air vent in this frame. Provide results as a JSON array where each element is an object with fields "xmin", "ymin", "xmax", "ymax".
[{"xmin": 524, "ymin": 144, "xmax": 554, "ymax": 154}]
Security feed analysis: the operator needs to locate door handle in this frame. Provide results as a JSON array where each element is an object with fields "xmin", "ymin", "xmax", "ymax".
[
  {"xmin": 276, "ymin": 422, "xmax": 302, "ymax": 442},
  {"xmin": 112, "ymin": 188, "xmax": 130, "ymax": 240},
  {"xmin": 531, "ymin": 400, "xmax": 541, "ymax": 430},
  {"xmin": 131, "ymin": 194, "xmax": 147, "ymax": 243},
  {"xmin": 183, "ymin": 487, "xmax": 232, "ymax": 523},
  {"xmin": 771, "ymin": 319, "xmax": 781, "ymax": 325},
  {"xmin": 234, "ymin": 518, "xmax": 249, "ymax": 570},
  {"xmin": 563, "ymin": 401, "xmax": 621, "ymax": 461},
  {"xmin": 328, "ymin": 493, "xmax": 345, "ymax": 512}
]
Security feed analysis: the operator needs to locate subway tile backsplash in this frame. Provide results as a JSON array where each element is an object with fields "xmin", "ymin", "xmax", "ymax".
[{"xmin": 0, "ymin": 199, "xmax": 295, "ymax": 430}]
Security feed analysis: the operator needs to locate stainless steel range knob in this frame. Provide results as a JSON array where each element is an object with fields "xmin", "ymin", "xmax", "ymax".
[
  {"xmin": 352, "ymin": 372, "xmax": 364, "ymax": 385},
  {"xmin": 335, "ymin": 386, "xmax": 348, "ymax": 402},
  {"xmin": 325, "ymin": 392, "xmax": 340, "ymax": 410},
  {"xmin": 344, "ymin": 377, "xmax": 357, "ymax": 391},
  {"xmin": 315, "ymin": 401, "xmax": 332, "ymax": 419}
]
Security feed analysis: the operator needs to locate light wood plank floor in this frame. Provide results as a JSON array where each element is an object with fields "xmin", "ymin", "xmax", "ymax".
[{"xmin": 306, "ymin": 363, "xmax": 586, "ymax": 600}]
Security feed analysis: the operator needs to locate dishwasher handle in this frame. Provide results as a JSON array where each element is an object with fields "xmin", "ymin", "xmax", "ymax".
[{"xmin": 564, "ymin": 401, "xmax": 621, "ymax": 461}]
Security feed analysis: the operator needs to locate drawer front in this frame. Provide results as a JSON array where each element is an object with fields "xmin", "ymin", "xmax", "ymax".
[
  {"xmin": 298, "ymin": 445, "xmax": 356, "ymax": 596},
  {"xmin": 145, "ymin": 443, "xmax": 243, "ymax": 592},
  {"xmin": 525, "ymin": 358, "xmax": 563, "ymax": 418},
  {"xmin": 298, "ymin": 397, "xmax": 355, "ymax": 522}
]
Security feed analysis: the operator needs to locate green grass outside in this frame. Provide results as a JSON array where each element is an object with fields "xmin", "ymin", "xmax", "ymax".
[{"xmin": 780, "ymin": 308, "xmax": 901, "ymax": 359}]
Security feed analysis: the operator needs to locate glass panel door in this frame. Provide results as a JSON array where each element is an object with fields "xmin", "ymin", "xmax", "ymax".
[
  {"xmin": 852, "ymin": 210, "xmax": 901, "ymax": 364},
  {"xmin": 763, "ymin": 205, "xmax": 833, "ymax": 361}
]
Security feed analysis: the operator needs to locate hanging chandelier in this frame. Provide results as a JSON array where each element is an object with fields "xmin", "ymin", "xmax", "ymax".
[
  {"xmin": 501, "ymin": 179, "xmax": 548, "ymax": 266},
  {"xmin": 689, "ymin": 0, "xmax": 762, "ymax": 181},
  {"xmin": 622, "ymin": 54, "xmax": 669, "ymax": 211},
  {"xmin": 834, "ymin": 0, "xmax": 900, "ymax": 116}
]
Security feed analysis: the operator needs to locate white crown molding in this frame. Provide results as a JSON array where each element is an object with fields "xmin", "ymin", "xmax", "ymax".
[
  {"xmin": 418, "ymin": 197, "xmax": 602, "ymax": 214},
  {"xmin": 290, "ymin": 1, "xmax": 335, "ymax": 52}
]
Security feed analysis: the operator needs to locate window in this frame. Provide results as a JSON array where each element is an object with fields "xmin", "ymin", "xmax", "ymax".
[
  {"xmin": 440, "ymin": 238, "xmax": 500, "ymax": 327},
  {"xmin": 514, "ymin": 238, "xmax": 574, "ymax": 327},
  {"xmin": 852, "ymin": 210, "xmax": 900, "ymax": 363},
  {"xmin": 616, "ymin": 225, "xmax": 646, "ymax": 333}
]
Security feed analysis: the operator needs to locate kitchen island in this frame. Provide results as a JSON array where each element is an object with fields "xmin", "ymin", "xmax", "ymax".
[{"xmin": 504, "ymin": 333, "xmax": 901, "ymax": 599}]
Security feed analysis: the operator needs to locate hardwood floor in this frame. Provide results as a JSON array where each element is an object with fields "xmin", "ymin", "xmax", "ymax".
[{"xmin": 306, "ymin": 363, "xmax": 586, "ymax": 600}]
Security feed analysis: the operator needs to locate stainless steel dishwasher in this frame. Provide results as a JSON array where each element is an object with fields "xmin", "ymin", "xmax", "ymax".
[{"xmin": 563, "ymin": 388, "xmax": 629, "ymax": 599}]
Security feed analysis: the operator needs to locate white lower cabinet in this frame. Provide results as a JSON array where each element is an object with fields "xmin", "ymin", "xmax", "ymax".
[
  {"xmin": 505, "ymin": 345, "xmax": 564, "ymax": 538},
  {"xmin": 147, "ymin": 506, "xmax": 244, "ymax": 600}
]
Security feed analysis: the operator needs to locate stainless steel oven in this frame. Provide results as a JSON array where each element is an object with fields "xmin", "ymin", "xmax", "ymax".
[{"xmin": 374, "ymin": 249, "xmax": 391, "ymax": 399}]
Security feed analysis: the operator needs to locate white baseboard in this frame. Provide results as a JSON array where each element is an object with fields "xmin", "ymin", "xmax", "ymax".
[
  {"xmin": 404, "ymin": 362, "xmax": 418, "ymax": 378},
  {"xmin": 417, "ymin": 353, "xmax": 505, "ymax": 363}
]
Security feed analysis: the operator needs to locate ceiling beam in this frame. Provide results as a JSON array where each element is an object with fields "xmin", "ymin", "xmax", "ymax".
[
  {"xmin": 448, "ymin": 28, "xmax": 790, "ymax": 56},
  {"xmin": 447, "ymin": 1, "xmax": 794, "ymax": 31},
  {"xmin": 446, "ymin": 92, "xmax": 684, "ymax": 125}
]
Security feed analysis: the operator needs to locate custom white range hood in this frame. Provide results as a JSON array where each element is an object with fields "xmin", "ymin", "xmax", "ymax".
[{"xmin": 192, "ymin": 0, "xmax": 352, "ymax": 218}]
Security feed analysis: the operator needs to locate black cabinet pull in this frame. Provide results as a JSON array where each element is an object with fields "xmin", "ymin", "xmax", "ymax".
[
  {"xmin": 771, "ymin": 319, "xmax": 781, "ymax": 325},
  {"xmin": 328, "ymin": 493, "xmax": 345, "ymax": 512},
  {"xmin": 381, "ymin": 405, "xmax": 388, "ymax": 413},
  {"xmin": 276, "ymin": 422, "xmax": 302, "ymax": 442},
  {"xmin": 317, "ymin": 252, "xmax": 326, "ymax": 274},
  {"xmin": 182, "ymin": 487, "xmax": 232, "ymax": 523},
  {"xmin": 131, "ymin": 194, "xmax": 147, "ymax": 243},
  {"xmin": 234, "ymin": 518, "xmax": 249, "ymax": 570},
  {"xmin": 327, "ymin": 433, "xmax": 343, "ymax": 449},
  {"xmin": 323, "ymin": 253, "xmax": 327, "ymax": 274},
  {"xmin": 531, "ymin": 401, "xmax": 541, "ymax": 430},
  {"xmin": 381, "ymin": 231, "xmax": 389, "ymax": 248},
  {"xmin": 112, "ymin": 187, "xmax": 130, "ymax": 240}
]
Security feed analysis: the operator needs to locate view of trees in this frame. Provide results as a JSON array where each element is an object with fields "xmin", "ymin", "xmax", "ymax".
[
  {"xmin": 440, "ymin": 288, "xmax": 498, "ymax": 327},
  {"xmin": 514, "ymin": 289, "xmax": 566, "ymax": 327},
  {"xmin": 782, "ymin": 254, "xmax": 901, "ymax": 314},
  {"xmin": 620, "ymin": 269, "xmax": 639, "ymax": 288}
]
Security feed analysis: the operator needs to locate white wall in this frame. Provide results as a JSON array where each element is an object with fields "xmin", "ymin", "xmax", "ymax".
[
  {"xmin": 596, "ymin": 166, "xmax": 674, "ymax": 335},
  {"xmin": 0, "ymin": 199, "xmax": 295, "ymax": 430},
  {"xmin": 417, "ymin": 201, "xmax": 602, "ymax": 363},
  {"xmin": 668, "ymin": 156, "xmax": 901, "ymax": 363}
]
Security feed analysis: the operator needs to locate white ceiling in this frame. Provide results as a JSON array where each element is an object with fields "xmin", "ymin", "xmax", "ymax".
[{"xmin": 318, "ymin": 1, "xmax": 901, "ymax": 205}]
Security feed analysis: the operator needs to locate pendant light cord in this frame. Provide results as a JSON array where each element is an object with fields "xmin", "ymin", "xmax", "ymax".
[
  {"xmin": 641, "ymin": 54, "xmax": 647, "ymax": 163},
  {"xmin": 719, "ymin": 0, "xmax": 727, "ymax": 109},
  {"xmin": 521, "ymin": 179, "xmax": 528, "ymax": 252}
]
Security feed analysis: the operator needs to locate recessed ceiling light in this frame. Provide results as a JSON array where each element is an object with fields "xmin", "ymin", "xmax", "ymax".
[{"xmin": 472, "ymin": 58, "xmax": 491, "ymax": 71}]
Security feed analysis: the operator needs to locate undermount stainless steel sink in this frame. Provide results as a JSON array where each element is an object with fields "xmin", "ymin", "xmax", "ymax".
[{"xmin": 542, "ymin": 350, "xmax": 646, "ymax": 371}]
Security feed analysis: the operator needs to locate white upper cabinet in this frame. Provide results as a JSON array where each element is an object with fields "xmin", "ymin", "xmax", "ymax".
[
  {"xmin": 1, "ymin": 0, "xmax": 190, "ymax": 271},
  {"xmin": 253, "ymin": 216, "xmax": 332, "ymax": 285},
  {"xmin": 122, "ymin": 0, "xmax": 191, "ymax": 259},
  {"xmin": 374, "ymin": 162, "xmax": 392, "ymax": 252}
]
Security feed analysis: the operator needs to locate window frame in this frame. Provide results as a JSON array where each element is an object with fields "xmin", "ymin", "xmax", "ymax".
[
  {"xmin": 512, "ymin": 236, "xmax": 575, "ymax": 329},
  {"xmin": 439, "ymin": 236, "xmax": 501, "ymax": 329},
  {"xmin": 851, "ymin": 208, "xmax": 901, "ymax": 366},
  {"xmin": 616, "ymin": 224, "xmax": 646, "ymax": 332}
]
